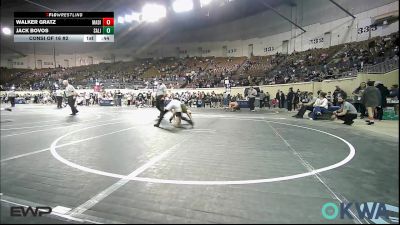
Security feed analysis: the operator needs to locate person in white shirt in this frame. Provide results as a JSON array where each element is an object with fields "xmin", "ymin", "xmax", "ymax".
[
  {"xmin": 85, "ymin": 92, "xmax": 91, "ymax": 106},
  {"xmin": 126, "ymin": 93, "xmax": 133, "ymax": 106},
  {"xmin": 55, "ymin": 88, "xmax": 63, "ymax": 109},
  {"xmin": 7, "ymin": 89, "xmax": 16, "ymax": 107},
  {"xmin": 63, "ymin": 80, "xmax": 79, "ymax": 116},
  {"xmin": 154, "ymin": 95, "xmax": 193, "ymax": 128},
  {"xmin": 247, "ymin": 86, "xmax": 257, "ymax": 112},
  {"xmin": 310, "ymin": 92, "xmax": 329, "ymax": 120}
]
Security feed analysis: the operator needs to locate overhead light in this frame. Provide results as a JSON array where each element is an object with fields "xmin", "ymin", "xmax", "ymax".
[
  {"xmin": 131, "ymin": 12, "xmax": 141, "ymax": 22},
  {"xmin": 117, "ymin": 16, "xmax": 125, "ymax": 24},
  {"xmin": 124, "ymin": 14, "xmax": 133, "ymax": 23},
  {"xmin": 172, "ymin": 0, "xmax": 193, "ymax": 13},
  {"xmin": 125, "ymin": 12, "xmax": 142, "ymax": 23},
  {"xmin": 2, "ymin": 27, "xmax": 11, "ymax": 35},
  {"xmin": 200, "ymin": 0, "xmax": 212, "ymax": 8},
  {"xmin": 142, "ymin": 4, "xmax": 166, "ymax": 22}
]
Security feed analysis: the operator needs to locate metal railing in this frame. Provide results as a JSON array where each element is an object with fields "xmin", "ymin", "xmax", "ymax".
[{"xmin": 361, "ymin": 57, "xmax": 399, "ymax": 74}]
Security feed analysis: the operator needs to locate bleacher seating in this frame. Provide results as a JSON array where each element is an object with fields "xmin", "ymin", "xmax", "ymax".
[{"xmin": 1, "ymin": 32, "xmax": 398, "ymax": 91}]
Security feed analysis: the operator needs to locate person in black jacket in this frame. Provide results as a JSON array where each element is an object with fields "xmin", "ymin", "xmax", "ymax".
[
  {"xmin": 279, "ymin": 91, "xmax": 286, "ymax": 109},
  {"xmin": 362, "ymin": 81, "xmax": 381, "ymax": 125},
  {"xmin": 265, "ymin": 92, "xmax": 271, "ymax": 109},
  {"xmin": 352, "ymin": 82, "xmax": 367, "ymax": 119},
  {"xmin": 293, "ymin": 90, "xmax": 300, "ymax": 111},
  {"xmin": 275, "ymin": 90, "xmax": 280, "ymax": 107},
  {"xmin": 116, "ymin": 90, "xmax": 123, "ymax": 106},
  {"xmin": 375, "ymin": 81, "xmax": 390, "ymax": 120},
  {"xmin": 259, "ymin": 90, "xmax": 266, "ymax": 108},
  {"xmin": 287, "ymin": 88, "xmax": 294, "ymax": 111}
]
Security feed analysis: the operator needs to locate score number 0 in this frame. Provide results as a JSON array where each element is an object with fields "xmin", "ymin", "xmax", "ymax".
[{"xmin": 102, "ymin": 18, "xmax": 114, "ymax": 26}]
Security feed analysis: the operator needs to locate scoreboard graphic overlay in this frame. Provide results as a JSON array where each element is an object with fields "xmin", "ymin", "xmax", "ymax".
[{"xmin": 14, "ymin": 12, "xmax": 114, "ymax": 42}]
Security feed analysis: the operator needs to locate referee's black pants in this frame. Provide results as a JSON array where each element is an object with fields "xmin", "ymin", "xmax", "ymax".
[
  {"xmin": 9, "ymin": 97, "xmax": 15, "ymax": 107},
  {"xmin": 56, "ymin": 96, "xmax": 63, "ymax": 108},
  {"xmin": 68, "ymin": 96, "xmax": 78, "ymax": 115},
  {"xmin": 156, "ymin": 95, "xmax": 164, "ymax": 112},
  {"xmin": 248, "ymin": 97, "xmax": 255, "ymax": 110},
  {"xmin": 287, "ymin": 101, "xmax": 293, "ymax": 111}
]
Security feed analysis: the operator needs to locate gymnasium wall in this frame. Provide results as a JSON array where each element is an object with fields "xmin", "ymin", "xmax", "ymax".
[{"xmin": 175, "ymin": 69, "xmax": 399, "ymax": 97}]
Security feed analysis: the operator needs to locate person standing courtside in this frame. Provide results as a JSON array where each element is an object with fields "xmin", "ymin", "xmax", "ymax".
[
  {"xmin": 259, "ymin": 90, "xmax": 266, "ymax": 109},
  {"xmin": 116, "ymin": 90, "xmax": 123, "ymax": 107},
  {"xmin": 56, "ymin": 88, "xmax": 63, "ymax": 109},
  {"xmin": 287, "ymin": 88, "xmax": 294, "ymax": 112},
  {"xmin": 374, "ymin": 81, "xmax": 389, "ymax": 121},
  {"xmin": 275, "ymin": 90, "xmax": 280, "ymax": 108},
  {"xmin": 155, "ymin": 78, "xmax": 167, "ymax": 117},
  {"xmin": 247, "ymin": 86, "xmax": 257, "ymax": 112},
  {"xmin": 279, "ymin": 91, "xmax": 286, "ymax": 109},
  {"xmin": 352, "ymin": 82, "xmax": 367, "ymax": 119},
  {"xmin": 7, "ymin": 88, "xmax": 16, "ymax": 108},
  {"xmin": 63, "ymin": 80, "xmax": 79, "ymax": 116},
  {"xmin": 265, "ymin": 92, "xmax": 271, "ymax": 109},
  {"xmin": 362, "ymin": 81, "xmax": 381, "ymax": 125}
]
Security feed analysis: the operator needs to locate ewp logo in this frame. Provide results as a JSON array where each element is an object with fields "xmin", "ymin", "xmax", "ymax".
[
  {"xmin": 321, "ymin": 202, "xmax": 399, "ymax": 224},
  {"xmin": 10, "ymin": 206, "xmax": 52, "ymax": 217}
]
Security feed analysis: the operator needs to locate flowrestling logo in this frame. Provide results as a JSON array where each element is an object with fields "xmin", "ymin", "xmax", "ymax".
[{"xmin": 321, "ymin": 202, "xmax": 398, "ymax": 224}]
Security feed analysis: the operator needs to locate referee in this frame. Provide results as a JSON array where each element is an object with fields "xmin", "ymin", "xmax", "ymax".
[
  {"xmin": 155, "ymin": 78, "xmax": 167, "ymax": 117},
  {"xmin": 63, "ymin": 80, "xmax": 79, "ymax": 116}
]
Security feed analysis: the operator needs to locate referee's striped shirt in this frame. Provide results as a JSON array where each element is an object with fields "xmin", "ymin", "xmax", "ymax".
[{"xmin": 65, "ymin": 84, "xmax": 76, "ymax": 97}]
